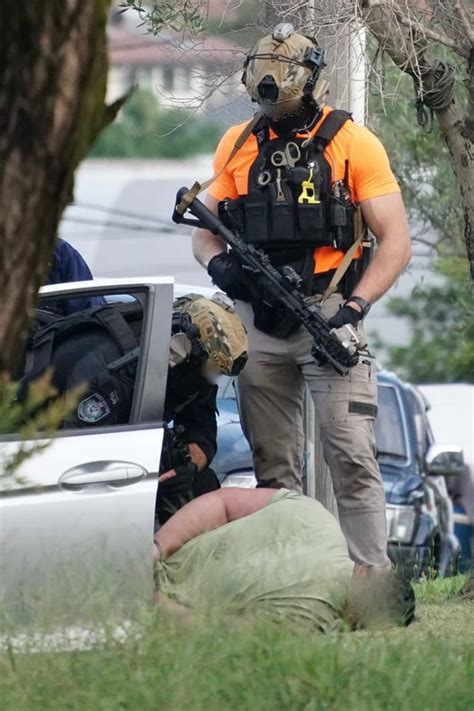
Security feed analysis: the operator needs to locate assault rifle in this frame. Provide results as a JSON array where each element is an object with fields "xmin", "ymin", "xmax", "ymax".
[{"xmin": 172, "ymin": 187, "xmax": 360, "ymax": 376}]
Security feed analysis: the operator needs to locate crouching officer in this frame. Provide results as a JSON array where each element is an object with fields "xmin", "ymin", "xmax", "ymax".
[
  {"xmin": 20, "ymin": 291, "xmax": 248, "ymax": 527},
  {"xmin": 155, "ymin": 293, "xmax": 248, "ymax": 526}
]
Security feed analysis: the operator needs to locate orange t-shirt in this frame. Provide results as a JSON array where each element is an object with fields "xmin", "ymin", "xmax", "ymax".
[{"xmin": 208, "ymin": 106, "xmax": 400, "ymax": 273}]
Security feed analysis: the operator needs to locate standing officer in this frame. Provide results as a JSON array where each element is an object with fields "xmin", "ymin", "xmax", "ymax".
[{"xmin": 191, "ymin": 24, "xmax": 411, "ymax": 568}]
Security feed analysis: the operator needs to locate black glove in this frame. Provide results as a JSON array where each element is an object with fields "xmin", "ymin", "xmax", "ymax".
[
  {"xmin": 207, "ymin": 253, "xmax": 252, "ymax": 302},
  {"xmin": 156, "ymin": 461, "xmax": 198, "ymax": 525},
  {"xmin": 327, "ymin": 303, "xmax": 362, "ymax": 330}
]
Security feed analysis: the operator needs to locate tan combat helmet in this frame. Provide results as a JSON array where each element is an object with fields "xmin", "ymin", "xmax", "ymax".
[
  {"xmin": 242, "ymin": 23, "xmax": 327, "ymax": 123},
  {"xmin": 170, "ymin": 293, "xmax": 248, "ymax": 377}
]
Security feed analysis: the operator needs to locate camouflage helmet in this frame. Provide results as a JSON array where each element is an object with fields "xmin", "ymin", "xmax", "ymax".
[
  {"xmin": 170, "ymin": 292, "xmax": 248, "ymax": 377},
  {"xmin": 242, "ymin": 23, "xmax": 326, "ymax": 121}
]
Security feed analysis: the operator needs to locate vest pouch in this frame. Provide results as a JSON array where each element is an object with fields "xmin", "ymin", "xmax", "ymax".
[
  {"xmin": 219, "ymin": 198, "xmax": 245, "ymax": 235},
  {"xmin": 336, "ymin": 223, "xmax": 356, "ymax": 251},
  {"xmin": 329, "ymin": 201, "xmax": 355, "ymax": 251},
  {"xmin": 242, "ymin": 197, "xmax": 270, "ymax": 245},
  {"xmin": 268, "ymin": 180, "xmax": 295, "ymax": 243},
  {"xmin": 297, "ymin": 202, "xmax": 330, "ymax": 246},
  {"xmin": 338, "ymin": 205, "xmax": 356, "ymax": 250},
  {"xmin": 252, "ymin": 299, "xmax": 301, "ymax": 339},
  {"xmin": 250, "ymin": 249, "xmax": 314, "ymax": 338}
]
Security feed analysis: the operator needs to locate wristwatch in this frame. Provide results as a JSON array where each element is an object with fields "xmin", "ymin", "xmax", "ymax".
[{"xmin": 346, "ymin": 295, "xmax": 371, "ymax": 318}]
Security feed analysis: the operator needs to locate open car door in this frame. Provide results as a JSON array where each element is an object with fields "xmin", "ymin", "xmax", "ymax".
[{"xmin": 0, "ymin": 277, "xmax": 173, "ymax": 626}]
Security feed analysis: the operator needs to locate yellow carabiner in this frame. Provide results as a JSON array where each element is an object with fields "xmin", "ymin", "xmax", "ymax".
[{"xmin": 298, "ymin": 167, "xmax": 320, "ymax": 204}]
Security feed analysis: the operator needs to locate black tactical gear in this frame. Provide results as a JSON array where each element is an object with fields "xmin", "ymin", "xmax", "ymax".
[
  {"xmin": 327, "ymin": 303, "xmax": 362, "ymax": 330},
  {"xmin": 21, "ymin": 302, "xmax": 142, "ymax": 427},
  {"xmin": 155, "ymin": 382, "xmax": 220, "ymax": 528},
  {"xmin": 207, "ymin": 252, "xmax": 253, "ymax": 302},
  {"xmin": 216, "ymin": 111, "xmax": 361, "ymax": 337},
  {"xmin": 218, "ymin": 110, "xmax": 356, "ymax": 262}
]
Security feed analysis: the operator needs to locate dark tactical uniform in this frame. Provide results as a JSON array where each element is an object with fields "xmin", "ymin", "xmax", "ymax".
[
  {"xmin": 156, "ymin": 363, "xmax": 220, "ymax": 527},
  {"xmin": 155, "ymin": 293, "xmax": 248, "ymax": 525}
]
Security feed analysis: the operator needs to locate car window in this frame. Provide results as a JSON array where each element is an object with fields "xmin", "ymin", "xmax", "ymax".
[
  {"xmin": 5, "ymin": 291, "xmax": 145, "ymax": 434},
  {"xmin": 405, "ymin": 386, "xmax": 432, "ymax": 459},
  {"xmin": 374, "ymin": 385, "xmax": 408, "ymax": 461},
  {"xmin": 217, "ymin": 375, "xmax": 235, "ymax": 399}
]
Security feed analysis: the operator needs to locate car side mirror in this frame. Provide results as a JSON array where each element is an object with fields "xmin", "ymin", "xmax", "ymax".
[{"xmin": 425, "ymin": 444, "xmax": 464, "ymax": 477}]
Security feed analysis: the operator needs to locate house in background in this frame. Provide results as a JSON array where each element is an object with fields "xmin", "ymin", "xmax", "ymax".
[{"xmin": 106, "ymin": 6, "xmax": 248, "ymax": 121}]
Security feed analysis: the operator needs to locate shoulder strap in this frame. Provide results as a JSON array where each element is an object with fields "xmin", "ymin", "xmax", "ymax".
[
  {"xmin": 252, "ymin": 115, "xmax": 270, "ymax": 151},
  {"xmin": 176, "ymin": 111, "xmax": 264, "ymax": 216},
  {"xmin": 92, "ymin": 307, "xmax": 138, "ymax": 355},
  {"xmin": 23, "ymin": 305, "xmax": 139, "ymax": 384},
  {"xmin": 313, "ymin": 109, "xmax": 352, "ymax": 153}
]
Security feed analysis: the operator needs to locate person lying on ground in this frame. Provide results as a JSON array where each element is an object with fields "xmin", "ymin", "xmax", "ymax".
[{"xmin": 153, "ymin": 488, "xmax": 415, "ymax": 632}]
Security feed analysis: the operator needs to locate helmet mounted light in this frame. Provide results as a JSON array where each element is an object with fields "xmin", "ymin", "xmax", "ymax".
[{"xmin": 272, "ymin": 22, "xmax": 295, "ymax": 42}]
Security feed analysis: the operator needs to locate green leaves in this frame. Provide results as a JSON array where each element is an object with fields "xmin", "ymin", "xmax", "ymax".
[
  {"xmin": 382, "ymin": 258, "xmax": 474, "ymax": 383},
  {"xmin": 120, "ymin": 1, "xmax": 207, "ymax": 35},
  {"xmin": 0, "ymin": 372, "xmax": 83, "ymax": 486},
  {"xmin": 89, "ymin": 89, "xmax": 221, "ymax": 159}
]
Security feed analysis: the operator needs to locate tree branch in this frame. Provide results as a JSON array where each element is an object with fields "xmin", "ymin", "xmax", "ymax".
[
  {"xmin": 395, "ymin": 9, "xmax": 470, "ymax": 59},
  {"xmin": 99, "ymin": 87, "xmax": 135, "ymax": 135},
  {"xmin": 359, "ymin": 0, "xmax": 474, "ymax": 277},
  {"xmin": 452, "ymin": 0, "xmax": 474, "ymax": 46}
]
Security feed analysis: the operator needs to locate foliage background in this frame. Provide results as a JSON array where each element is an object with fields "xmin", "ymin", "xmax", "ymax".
[
  {"xmin": 367, "ymin": 51, "xmax": 472, "ymax": 383},
  {"xmin": 89, "ymin": 89, "xmax": 222, "ymax": 159}
]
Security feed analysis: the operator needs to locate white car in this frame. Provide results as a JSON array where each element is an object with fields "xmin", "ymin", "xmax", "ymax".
[{"xmin": 1, "ymin": 277, "xmax": 174, "ymax": 627}]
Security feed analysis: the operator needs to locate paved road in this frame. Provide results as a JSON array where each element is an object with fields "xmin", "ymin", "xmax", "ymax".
[
  {"xmin": 61, "ymin": 158, "xmax": 434, "ymax": 353},
  {"xmin": 61, "ymin": 157, "xmax": 214, "ymax": 288}
]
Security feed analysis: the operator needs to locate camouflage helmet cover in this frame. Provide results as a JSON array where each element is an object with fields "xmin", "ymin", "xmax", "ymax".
[
  {"xmin": 243, "ymin": 24, "xmax": 326, "ymax": 120},
  {"xmin": 170, "ymin": 293, "xmax": 248, "ymax": 376}
]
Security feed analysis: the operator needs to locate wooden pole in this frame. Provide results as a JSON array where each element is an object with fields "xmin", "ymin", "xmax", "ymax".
[{"xmin": 304, "ymin": 10, "xmax": 366, "ymax": 517}]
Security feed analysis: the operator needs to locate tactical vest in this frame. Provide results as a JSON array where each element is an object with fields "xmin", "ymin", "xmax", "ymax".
[
  {"xmin": 218, "ymin": 110, "xmax": 356, "ymax": 273},
  {"xmin": 20, "ymin": 303, "xmax": 142, "ymax": 427}
]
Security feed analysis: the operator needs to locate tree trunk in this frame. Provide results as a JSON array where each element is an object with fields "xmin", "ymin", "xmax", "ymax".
[
  {"xmin": 360, "ymin": 0, "xmax": 474, "ymax": 277},
  {"xmin": 0, "ymin": 1, "xmax": 123, "ymax": 374}
]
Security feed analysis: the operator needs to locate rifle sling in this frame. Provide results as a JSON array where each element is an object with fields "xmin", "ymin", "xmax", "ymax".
[
  {"xmin": 318, "ymin": 206, "xmax": 368, "ymax": 303},
  {"xmin": 175, "ymin": 112, "xmax": 264, "ymax": 217}
]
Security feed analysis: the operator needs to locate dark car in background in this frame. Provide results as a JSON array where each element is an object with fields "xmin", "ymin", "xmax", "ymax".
[{"xmin": 214, "ymin": 370, "xmax": 463, "ymax": 577}]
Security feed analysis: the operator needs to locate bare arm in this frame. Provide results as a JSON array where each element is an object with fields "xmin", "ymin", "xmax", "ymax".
[
  {"xmin": 154, "ymin": 487, "xmax": 276, "ymax": 559},
  {"xmin": 348, "ymin": 192, "xmax": 411, "ymax": 307},
  {"xmin": 192, "ymin": 195, "xmax": 227, "ymax": 268}
]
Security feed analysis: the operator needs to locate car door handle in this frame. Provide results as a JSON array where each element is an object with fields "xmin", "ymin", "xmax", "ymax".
[{"xmin": 59, "ymin": 461, "xmax": 147, "ymax": 490}]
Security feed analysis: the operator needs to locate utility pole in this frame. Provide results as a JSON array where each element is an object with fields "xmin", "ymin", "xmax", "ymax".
[{"xmin": 304, "ymin": 3, "xmax": 367, "ymax": 518}]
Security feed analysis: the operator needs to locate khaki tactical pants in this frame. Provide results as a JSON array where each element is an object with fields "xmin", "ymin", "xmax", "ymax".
[{"xmin": 235, "ymin": 294, "xmax": 390, "ymax": 568}]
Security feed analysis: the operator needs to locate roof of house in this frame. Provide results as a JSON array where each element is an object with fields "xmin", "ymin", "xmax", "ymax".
[{"xmin": 108, "ymin": 24, "xmax": 243, "ymax": 67}]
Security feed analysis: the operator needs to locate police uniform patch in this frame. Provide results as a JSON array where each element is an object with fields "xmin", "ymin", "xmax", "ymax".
[{"xmin": 77, "ymin": 393, "xmax": 111, "ymax": 424}]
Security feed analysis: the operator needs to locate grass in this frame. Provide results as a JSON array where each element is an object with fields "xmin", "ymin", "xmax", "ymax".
[{"xmin": 1, "ymin": 575, "xmax": 473, "ymax": 710}]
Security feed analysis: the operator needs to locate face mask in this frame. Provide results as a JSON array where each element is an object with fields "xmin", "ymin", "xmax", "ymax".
[{"xmin": 265, "ymin": 99, "xmax": 321, "ymax": 136}]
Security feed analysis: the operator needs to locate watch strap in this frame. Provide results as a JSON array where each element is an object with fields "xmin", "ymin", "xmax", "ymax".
[{"xmin": 346, "ymin": 295, "xmax": 371, "ymax": 317}]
